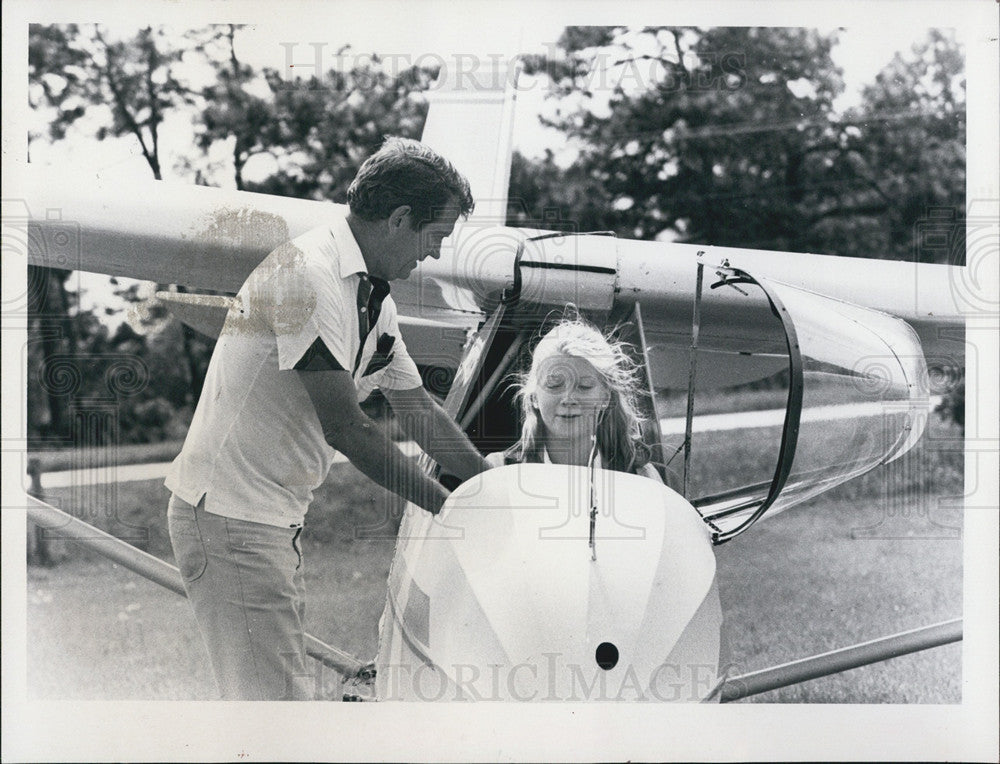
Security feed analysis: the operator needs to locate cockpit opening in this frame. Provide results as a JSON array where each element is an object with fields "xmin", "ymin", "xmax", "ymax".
[{"xmin": 420, "ymin": 245, "xmax": 929, "ymax": 544}]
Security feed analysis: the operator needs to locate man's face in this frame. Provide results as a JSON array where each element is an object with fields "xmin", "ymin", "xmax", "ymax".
[{"xmin": 383, "ymin": 199, "xmax": 463, "ymax": 280}]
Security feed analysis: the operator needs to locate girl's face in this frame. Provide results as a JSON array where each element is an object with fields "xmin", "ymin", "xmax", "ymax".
[{"xmin": 533, "ymin": 353, "xmax": 611, "ymax": 444}]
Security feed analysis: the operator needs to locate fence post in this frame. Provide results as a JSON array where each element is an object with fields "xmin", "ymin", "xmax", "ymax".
[{"xmin": 27, "ymin": 457, "xmax": 53, "ymax": 566}]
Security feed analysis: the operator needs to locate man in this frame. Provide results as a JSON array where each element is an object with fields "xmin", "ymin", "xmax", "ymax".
[{"xmin": 164, "ymin": 137, "xmax": 488, "ymax": 700}]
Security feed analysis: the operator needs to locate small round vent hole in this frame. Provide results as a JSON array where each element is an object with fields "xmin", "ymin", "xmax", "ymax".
[{"xmin": 595, "ymin": 642, "xmax": 619, "ymax": 670}]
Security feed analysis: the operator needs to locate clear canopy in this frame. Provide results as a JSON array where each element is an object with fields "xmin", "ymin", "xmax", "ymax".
[
  {"xmin": 444, "ymin": 261, "xmax": 930, "ymax": 544},
  {"xmin": 691, "ymin": 277, "xmax": 929, "ymax": 542}
]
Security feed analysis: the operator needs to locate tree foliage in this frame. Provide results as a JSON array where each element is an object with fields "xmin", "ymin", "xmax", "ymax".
[
  {"xmin": 29, "ymin": 24, "xmax": 197, "ymax": 179},
  {"xmin": 849, "ymin": 29, "xmax": 966, "ymax": 262},
  {"xmin": 510, "ymin": 26, "xmax": 966, "ymax": 262},
  {"xmin": 196, "ymin": 40, "xmax": 435, "ymax": 199},
  {"xmin": 26, "ymin": 272, "xmax": 192, "ymax": 447}
]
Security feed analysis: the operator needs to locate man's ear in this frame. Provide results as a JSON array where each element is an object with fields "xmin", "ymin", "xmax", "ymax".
[{"xmin": 387, "ymin": 205, "xmax": 411, "ymax": 230}]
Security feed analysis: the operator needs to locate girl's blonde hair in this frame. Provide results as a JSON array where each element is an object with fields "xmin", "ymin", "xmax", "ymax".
[{"xmin": 506, "ymin": 316, "xmax": 652, "ymax": 473}]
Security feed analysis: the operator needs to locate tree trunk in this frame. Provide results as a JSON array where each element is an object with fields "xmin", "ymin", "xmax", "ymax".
[
  {"xmin": 174, "ymin": 285, "xmax": 206, "ymax": 403},
  {"xmin": 38, "ymin": 270, "xmax": 70, "ymax": 439}
]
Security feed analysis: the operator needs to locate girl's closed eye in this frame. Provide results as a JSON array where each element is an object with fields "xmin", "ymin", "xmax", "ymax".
[{"xmin": 543, "ymin": 374, "xmax": 566, "ymax": 390}]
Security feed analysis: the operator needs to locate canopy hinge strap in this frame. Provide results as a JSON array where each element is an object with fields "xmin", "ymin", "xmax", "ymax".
[{"xmin": 683, "ymin": 260, "xmax": 705, "ymax": 498}]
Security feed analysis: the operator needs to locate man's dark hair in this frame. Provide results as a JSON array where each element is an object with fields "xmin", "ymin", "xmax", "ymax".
[{"xmin": 347, "ymin": 136, "xmax": 475, "ymax": 226}]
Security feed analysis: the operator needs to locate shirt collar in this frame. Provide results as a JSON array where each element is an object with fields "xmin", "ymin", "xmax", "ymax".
[{"xmin": 331, "ymin": 212, "xmax": 369, "ymax": 280}]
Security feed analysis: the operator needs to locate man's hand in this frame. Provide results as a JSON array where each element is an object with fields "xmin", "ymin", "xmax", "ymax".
[
  {"xmin": 381, "ymin": 385, "xmax": 489, "ymax": 482},
  {"xmin": 297, "ymin": 369, "xmax": 450, "ymax": 514}
]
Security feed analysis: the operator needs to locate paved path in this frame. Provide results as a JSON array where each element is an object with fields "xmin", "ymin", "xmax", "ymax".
[
  {"xmin": 659, "ymin": 395, "xmax": 941, "ymax": 435},
  {"xmin": 33, "ymin": 441, "xmax": 424, "ymax": 488}
]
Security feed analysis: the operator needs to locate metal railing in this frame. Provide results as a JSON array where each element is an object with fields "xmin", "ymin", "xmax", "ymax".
[
  {"xmin": 718, "ymin": 618, "xmax": 963, "ymax": 702},
  {"xmin": 26, "ymin": 495, "xmax": 366, "ymax": 678}
]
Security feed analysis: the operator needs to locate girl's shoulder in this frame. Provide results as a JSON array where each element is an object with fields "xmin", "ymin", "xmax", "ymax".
[
  {"xmin": 635, "ymin": 461, "xmax": 664, "ymax": 483},
  {"xmin": 484, "ymin": 451, "xmax": 507, "ymax": 469}
]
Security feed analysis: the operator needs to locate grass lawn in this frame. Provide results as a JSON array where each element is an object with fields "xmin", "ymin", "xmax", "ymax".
[
  {"xmin": 714, "ymin": 492, "xmax": 962, "ymax": 703},
  {"xmin": 27, "ymin": 461, "xmax": 403, "ymax": 701},
  {"xmin": 25, "ymin": 415, "xmax": 964, "ymax": 702}
]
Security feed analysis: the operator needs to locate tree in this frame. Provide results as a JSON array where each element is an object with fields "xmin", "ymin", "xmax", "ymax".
[
  {"xmin": 515, "ymin": 27, "xmax": 850, "ymax": 249},
  {"xmin": 195, "ymin": 44, "xmax": 436, "ymax": 201},
  {"xmin": 29, "ymin": 23, "xmax": 217, "ymax": 409},
  {"xmin": 189, "ymin": 24, "xmax": 273, "ymax": 191},
  {"xmin": 848, "ymin": 29, "xmax": 966, "ymax": 262},
  {"xmin": 29, "ymin": 24, "xmax": 197, "ymax": 179},
  {"xmin": 26, "ymin": 267, "xmax": 79, "ymax": 442},
  {"xmin": 507, "ymin": 149, "xmax": 616, "ymax": 232},
  {"xmin": 510, "ymin": 26, "xmax": 965, "ymax": 263}
]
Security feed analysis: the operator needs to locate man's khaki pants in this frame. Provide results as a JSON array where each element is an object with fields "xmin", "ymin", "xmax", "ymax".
[{"xmin": 167, "ymin": 494, "xmax": 313, "ymax": 700}]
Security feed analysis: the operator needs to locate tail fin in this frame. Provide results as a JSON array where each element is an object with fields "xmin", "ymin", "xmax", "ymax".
[{"xmin": 420, "ymin": 55, "xmax": 522, "ymax": 222}]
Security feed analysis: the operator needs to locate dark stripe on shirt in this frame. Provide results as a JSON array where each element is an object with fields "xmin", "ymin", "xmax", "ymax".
[{"xmin": 293, "ymin": 336, "xmax": 346, "ymax": 372}]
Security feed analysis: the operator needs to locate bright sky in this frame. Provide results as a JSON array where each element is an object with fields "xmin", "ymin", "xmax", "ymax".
[{"xmin": 22, "ymin": 10, "xmax": 958, "ymax": 324}]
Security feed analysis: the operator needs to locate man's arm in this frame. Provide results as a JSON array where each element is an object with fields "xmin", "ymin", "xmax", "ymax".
[
  {"xmin": 381, "ymin": 385, "xmax": 489, "ymax": 481},
  {"xmin": 297, "ymin": 369, "xmax": 450, "ymax": 514}
]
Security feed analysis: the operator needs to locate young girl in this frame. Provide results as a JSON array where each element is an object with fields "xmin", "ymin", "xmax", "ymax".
[{"xmin": 486, "ymin": 317, "xmax": 661, "ymax": 480}]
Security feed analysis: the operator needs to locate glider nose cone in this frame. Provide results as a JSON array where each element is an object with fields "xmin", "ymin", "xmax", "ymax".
[{"xmin": 375, "ymin": 464, "xmax": 722, "ymax": 702}]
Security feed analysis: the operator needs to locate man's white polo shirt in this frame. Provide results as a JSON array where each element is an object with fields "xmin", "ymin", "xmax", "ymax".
[{"xmin": 165, "ymin": 212, "xmax": 422, "ymax": 529}]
